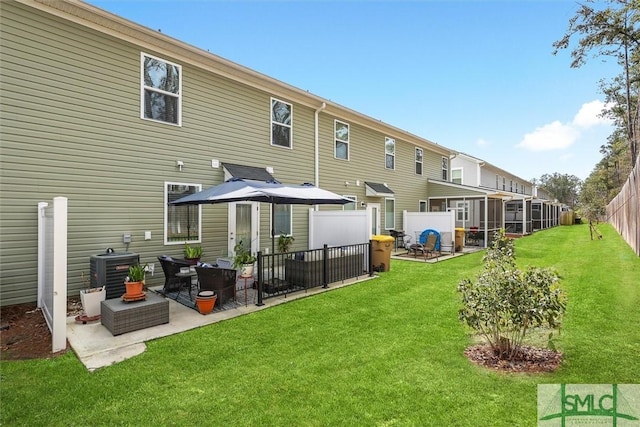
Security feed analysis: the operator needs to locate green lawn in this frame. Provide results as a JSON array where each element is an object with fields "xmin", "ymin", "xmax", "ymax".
[{"xmin": 2, "ymin": 224, "xmax": 638, "ymax": 426}]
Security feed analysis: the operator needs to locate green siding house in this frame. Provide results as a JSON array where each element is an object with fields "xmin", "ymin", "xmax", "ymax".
[{"xmin": 0, "ymin": 0, "xmax": 453, "ymax": 306}]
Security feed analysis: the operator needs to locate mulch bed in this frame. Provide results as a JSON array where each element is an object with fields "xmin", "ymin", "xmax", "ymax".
[
  {"xmin": 1, "ymin": 299, "xmax": 83, "ymax": 360},
  {"xmin": 465, "ymin": 344, "xmax": 563, "ymax": 373}
]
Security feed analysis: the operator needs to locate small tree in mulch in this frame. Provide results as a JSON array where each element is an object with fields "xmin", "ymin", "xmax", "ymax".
[{"xmin": 457, "ymin": 230, "xmax": 567, "ymax": 362}]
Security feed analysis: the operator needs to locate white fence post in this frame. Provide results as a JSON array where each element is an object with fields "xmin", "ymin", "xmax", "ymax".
[
  {"xmin": 38, "ymin": 197, "xmax": 68, "ymax": 353},
  {"xmin": 37, "ymin": 202, "xmax": 48, "ymax": 308},
  {"xmin": 52, "ymin": 197, "xmax": 67, "ymax": 352}
]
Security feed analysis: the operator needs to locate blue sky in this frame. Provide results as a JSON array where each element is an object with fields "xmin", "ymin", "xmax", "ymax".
[{"xmin": 90, "ymin": 0, "xmax": 619, "ymax": 181}]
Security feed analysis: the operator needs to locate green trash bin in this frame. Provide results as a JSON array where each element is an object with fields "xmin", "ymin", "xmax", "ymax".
[{"xmin": 371, "ymin": 235, "xmax": 395, "ymax": 272}]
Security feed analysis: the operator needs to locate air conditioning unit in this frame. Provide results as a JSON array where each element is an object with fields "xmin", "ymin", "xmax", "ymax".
[{"xmin": 90, "ymin": 253, "xmax": 140, "ymax": 299}]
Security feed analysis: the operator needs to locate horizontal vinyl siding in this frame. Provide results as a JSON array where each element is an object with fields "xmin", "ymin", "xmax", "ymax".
[
  {"xmin": 316, "ymin": 115, "xmax": 431, "ymax": 232},
  {"xmin": 1, "ymin": 1, "xmax": 453, "ymax": 305},
  {"xmin": 0, "ymin": 2, "xmax": 319, "ymax": 305}
]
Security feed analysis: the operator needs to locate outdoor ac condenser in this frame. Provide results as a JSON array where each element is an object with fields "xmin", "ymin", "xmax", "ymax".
[{"xmin": 90, "ymin": 253, "xmax": 140, "ymax": 299}]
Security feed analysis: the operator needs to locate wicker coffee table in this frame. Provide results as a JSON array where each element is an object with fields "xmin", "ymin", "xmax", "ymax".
[{"xmin": 101, "ymin": 292, "xmax": 169, "ymax": 335}]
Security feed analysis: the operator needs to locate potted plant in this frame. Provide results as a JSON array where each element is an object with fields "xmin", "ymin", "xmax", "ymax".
[
  {"xmin": 79, "ymin": 272, "xmax": 105, "ymax": 318},
  {"xmin": 124, "ymin": 263, "xmax": 147, "ymax": 297},
  {"xmin": 277, "ymin": 234, "xmax": 295, "ymax": 253},
  {"xmin": 232, "ymin": 241, "xmax": 256, "ymax": 277},
  {"xmin": 195, "ymin": 290, "xmax": 217, "ymax": 315},
  {"xmin": 184, "ymin": 243, "xmax": 203, "ymax": 265}
]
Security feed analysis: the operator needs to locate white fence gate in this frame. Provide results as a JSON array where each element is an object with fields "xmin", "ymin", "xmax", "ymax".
[
  {"xmin": 402, "ymin": 210, "xmax": 456, "ymax": 249},
  {"xmin": 309, "ymin": 209, "xmax": 370, "ymax": 249},
  {"xmin": 37, "ymin": 197, "xmax": 68, "ymax": 352}
]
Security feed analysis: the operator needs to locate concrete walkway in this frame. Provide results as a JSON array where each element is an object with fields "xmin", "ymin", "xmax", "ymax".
[{"xmin": 67, "ymin": 276, "xmax": 376, "ymax": 371}]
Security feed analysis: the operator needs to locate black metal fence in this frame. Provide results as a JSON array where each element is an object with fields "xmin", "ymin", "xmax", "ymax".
[{"xmin": 255, "ymin": 242, "xmax": 373, "ymax": 305}]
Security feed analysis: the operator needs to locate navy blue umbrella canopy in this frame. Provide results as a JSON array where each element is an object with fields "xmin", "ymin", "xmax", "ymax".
[
  {"xmin": 170, "ymin": 178, "xmax": 278, "ymax": 206},
  {"xmin": 170, "ymin": 178, "xmax": 352, "ymax": 253}
]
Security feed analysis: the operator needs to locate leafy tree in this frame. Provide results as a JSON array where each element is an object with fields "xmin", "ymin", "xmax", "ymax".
[
  {"xmin": 553, "ymin": 0, "xmax": 640, "ymax": 165},
  {"xmin": 579, "ymin": 170, "xmax": 610, "ymax": 221},
  {"xmin": 457, "ymin": 230, "xmax": 567, "ymax": 360},
  {"xmin": 537, "ymin": 173, "xmax": 582, "ymax": 207}
]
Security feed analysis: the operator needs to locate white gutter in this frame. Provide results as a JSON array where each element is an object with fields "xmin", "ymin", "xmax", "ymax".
[{"xmin": 314, "ymin": 102, "xmax": 326, "ymax": 210}]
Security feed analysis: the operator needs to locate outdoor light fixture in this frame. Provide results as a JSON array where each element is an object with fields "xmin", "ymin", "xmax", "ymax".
[{"xmin": 176, "ymin": 160, "xmax": 184, "ymax": 171}]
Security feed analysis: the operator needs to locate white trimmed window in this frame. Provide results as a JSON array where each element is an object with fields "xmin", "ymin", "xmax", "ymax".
[
  {"xmin": 419, "ymin": 200, "xmax": 427, "ymax": 212},
  {"xmin": 142, "ymin": 53, "xmax": 182, "ymax": 125},
  {"xmin": 415, "ymin": 148, "xmax": 423, "ymax": 175},
  {"xmin": 385, "ymin": 137, "xmax": 395, "ymax": 169},
  {"xmin": 452, "ymin": 168, "xmax": 463, "ymax": 184},
  {"xmin": 456, "ymin": 201, "xmax": 469, "ymax": 222},
  {"xmin": 273, "ymin": 204, "xmax": 292, "ymax": 236},
  {"xmin": 342, "ymin": 195, "xmax": 357, "ymax": 211},
  {"xmin": 496, "ymin": 175, "xmax": 499, "ymax": 189},
  {"xmin": 385, "ymin": 198, "xmax": 395, "ymax": 229},
  {"xmin": 510, "ymin": 180, "xmax": 514, "ymax": 192},
  {"xmin": 335, "ymin": 120, "xmax": 349, "ymax": 160},
  {"xmin": 503, "ymin": 177, "xmax": 506, "ymax": 191},
  {"xmin": 165, "ymin": 182, "xmax": 201, "ymax": 244},
  {"xmin": 442, "ymin": 157, "xmax": 449, "ymax": 180},
  {"xmin": 271, "ymin": 98, "xmax": 292, "ymax": 148}
]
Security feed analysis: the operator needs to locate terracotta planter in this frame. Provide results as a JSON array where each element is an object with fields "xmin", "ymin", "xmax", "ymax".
[
  {"xmin": 195, "ymin": 291, "xmax": 217, "ymax": 315},
  {"xmin": 125, "ymin": 281, "xmax": 144, "ymax": 297}
]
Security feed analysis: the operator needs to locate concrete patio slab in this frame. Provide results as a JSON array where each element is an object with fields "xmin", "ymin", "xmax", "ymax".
[{"xmin": 67, "ymin": 276, "xmax": 376, "ymax": 371}]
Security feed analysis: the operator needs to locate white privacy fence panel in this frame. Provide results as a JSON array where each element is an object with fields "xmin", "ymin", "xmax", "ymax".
[
  {"xmin": 309, "ymin": 209, "xmax": 370, "ymax": 249},
  {"xmin": 37, "ymin": 197, "xmax": 68, "ymax": 353},
  {"xmin": 402, "ymin": 210, "xmax": 456, "ymax": 246}
]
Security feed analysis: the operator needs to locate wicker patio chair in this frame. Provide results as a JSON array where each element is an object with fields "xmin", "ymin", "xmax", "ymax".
[
  {"xmin": 157, "ymin": 256, "xmax": 193, "ymax": 299},
  {"xmin": 195, "ymin": 266, "xmax": 237, "ymax": 307}
]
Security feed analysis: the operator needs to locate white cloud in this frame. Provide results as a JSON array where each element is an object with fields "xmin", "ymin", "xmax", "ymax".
[
  {"xmin": 516, "ymin": 121, "xmax": 579, "ymax": 152},
  {"xmin": 516, "ymin": 100, "xmax": 613, "ymax": 152},
  {"xmin": 572, "ymin": 100, "xmax": 612, "ymax": 128},
  {"xmin": 476, "ymin": 138, "xmax": 488, "ymax": 147}
]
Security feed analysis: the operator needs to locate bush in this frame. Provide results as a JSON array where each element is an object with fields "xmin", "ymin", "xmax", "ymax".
[{"xmin": 457, "ymin": 230, "xmax": 567, "ymax": 360}]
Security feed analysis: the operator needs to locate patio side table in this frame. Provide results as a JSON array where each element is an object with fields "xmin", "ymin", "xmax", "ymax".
[{"xmin": 101, "ymin": 292, "xmax": 169, "ymax": 336}]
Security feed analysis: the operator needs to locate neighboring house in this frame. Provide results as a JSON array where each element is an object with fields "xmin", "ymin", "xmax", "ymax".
[
  {"xmin": 0, "ymin": 0, "xmax": 454, "ymax": 305},
  {"xmin": 427, "ymin": 153, "xmax": 561, "ymax": 246}
]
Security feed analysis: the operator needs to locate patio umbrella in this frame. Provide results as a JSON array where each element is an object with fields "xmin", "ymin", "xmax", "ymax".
[{"xmin": 171, "ymin": 178, "xmax": 353, "ymax": 255}]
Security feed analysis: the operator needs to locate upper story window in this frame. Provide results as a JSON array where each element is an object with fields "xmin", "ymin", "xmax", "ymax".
[
  {"xmin": 271, "ymin": 98, "xmax": 292, "ymax": 148},
  {"xmin": 496, "ymin": 175, "xmax": 499, "ymax": 189},
  {"xmin": 442, "ymin": 157, "xmax": 449, "ymax": 181},
  {"xmin": 415, "ymin": 148, "xmax": 423, "ymax": 175},
  {"xmin": 142, "ymin": 53, "xmax": 181, "ymax": 126},
  {"xmin": 334, "ymin": 120, "xmax": 350, "ymax": 160},
  {"xmin": 342, "ymin": 195, "xmax": 357, "ymax": 211},
  {"xmin": 452, "ymin": 168, "xmax": 462, "ymax": 185},
  {"xmin": 503, "ymin": 177, "xmax": 506, "ymax": 191},
  {"xmin": 385, "ymin": 137, "xmax": 395, "ymax": 169},
  {"xmin": 510, "ymin": 180, "xmax": 514, "ymax": 192},
  {"xmin": 165, "ymin": 182, "xmax": 201, "ymax": 244}
]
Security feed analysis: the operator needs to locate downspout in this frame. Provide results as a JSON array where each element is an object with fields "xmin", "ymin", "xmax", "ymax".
[
  {"xmin": 449, "ymin": 152, "xmax": 458, "ymax": 183},
  {"xmin": 314, "ymin": 102, "xmax": 326, "ymax": 211}
]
